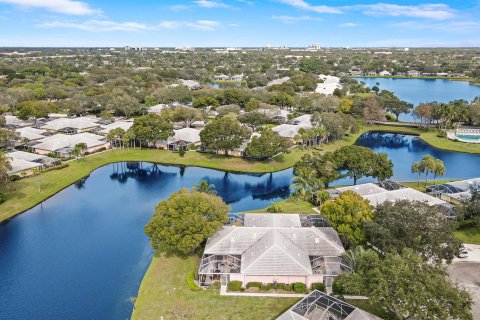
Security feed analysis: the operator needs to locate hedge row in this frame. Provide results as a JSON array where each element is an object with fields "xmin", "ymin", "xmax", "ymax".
[
  {"xmin": 227, "ymin": 280, "xmax": 243, "ymax": 292},
  {"xmin": 186, "ymin": 271, "xmax": 201, "ymax": 291},
  {"xmin": 311, "ymin": 282, "xmax": 326, "ymax": 292}
]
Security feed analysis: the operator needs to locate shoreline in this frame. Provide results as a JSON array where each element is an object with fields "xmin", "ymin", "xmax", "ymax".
[
  {"xmin": 1, "ymin": 124, "xmax": 480, "ymax": 223},
  {"xmin": 351, "ymin": 75, "xmax": 480, "ymax": 87}
]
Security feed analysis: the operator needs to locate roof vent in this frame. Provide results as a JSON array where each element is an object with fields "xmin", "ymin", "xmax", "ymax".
[{"xmin": 315, "ymin": 237, "xmax": 320, "ymax": 244}]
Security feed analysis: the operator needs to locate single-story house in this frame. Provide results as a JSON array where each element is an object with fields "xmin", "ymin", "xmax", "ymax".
[
  {"xmin": 40, "ymin": 117, "xmax": 100, "ymax": 134},
  {"xmin": 179, "ymin": 79, "xmax": 201, "ymax": 90},
  {"xmin": 272, "ymin": 114, "xmax": 313, "ymax": 141},
  {"xmin": 32, "ymin": 133, "xmax": 109, "ymax": 157},
  {"xmin": 7, "ymin": 151, "xmax": 60, "ymax": 176},
  {"xmin": 214, "ymin": 74, "xmax": 230, "ymax": 81},
  {"xmin": 426, "ymin": 178, "xmax": 480, "ymax": 205},
  {"xmin": 379, "ymin": 70, "xmax": 391, "ymax": 76},
  {"xmin": 198, "ymin": 213, "xmax": 346, "ymax": 288},
  {"xmin": 97, "ymin": 120, "xmax": 134, "ymax": 135},
  {"xmin": 15, "ymin": 127, "xmax": 48, "ymax": 141},
  {"xmin": 4, "ymin": 115, "xmax": 33, "ymax": 128},
  {"xmin": 155, "ymin": 127, "xmax": 202, "ymax": 151},
  {"xmin": 333, "ymin": 182, "xmax": 455, "ymax": 218},
  {"xmin": 277, "ymin": 290, "xmax": 381, "ymax": 320},
  {"xmin": 147, "ymin": 104, "xmax": 168, "ymax": 114},
  {"xmin": 407, "ymin": 70, "xmax": 421, "ymax": 77}
]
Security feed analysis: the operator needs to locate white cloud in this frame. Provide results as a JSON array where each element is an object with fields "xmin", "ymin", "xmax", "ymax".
[
  {"xmin": 339, "ymin": 22, "xmax": 358, "ymax": 28},
  {"xmin": 277, "ymin": 0, "xmax": 341, "ymax": 14},
  {"xmin": 169, "ymin": 4, "xmax": 191, "ymax": 11},
  {"xmin": 187, "ymin": 20, "xmax": 220, "ymax": 31},
  {"xmin": 39, "ymin": 19, "xmax": 223, "ymax": 32},
  {"xmin": 194, "ymin": 0, "xmax": 229, "ymax": 8},
  {"xmin": 277, "ymin": 1, "xmax": 457, "ymax": 20},
  {"xmin": 0, "ymin": 0, "xmax": 100, "ymax": 15},
  {"xmin": 272, "ymin": 15, "xmax": 313, "ymax": 24},
  {"xmin": 39, "ymin": 20, "xmax": 151, "ymax": 32},
  {"xmin": 393, "ymin": 20, "xmax": 480, "ymax": 32},
  {"xmin": 349, "ymin": 3, "xmax": 456, "ymax": 20}
]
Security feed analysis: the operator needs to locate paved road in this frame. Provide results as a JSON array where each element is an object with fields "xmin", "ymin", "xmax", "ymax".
[{"xmin": 449, "ymin": 244, "xmax": 480, "ymax": 320}]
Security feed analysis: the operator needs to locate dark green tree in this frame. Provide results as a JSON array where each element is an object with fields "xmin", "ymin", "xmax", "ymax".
[
  {"xmin": 199, "ymin": 116, "xmax": 249, "ymax": 155},
  {"xmin": 144, "ymin": 189, "xmax": 229, "ymax": 254},
  {"xmin": 244, "ymin": 130, "xmax": 289, "ymax": 160}
]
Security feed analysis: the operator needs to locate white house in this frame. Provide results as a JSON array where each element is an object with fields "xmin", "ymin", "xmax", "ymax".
[
  {"xmin": 40, "ymin": 117, "xmax": 100, "ymax": 134},
  {"xmin": 32, "ymin": 133, "xmax": 109, "ymax": 157},
  {"xmin": 97, "ymin": 120, "xmax": 134, "ymax": 135},
  {"xmin": 379, "ymin": 70, "xmax": 391, "ymax": 76},
  {"xmin": 198, "ymin": 213, "xmax": 345, "ymax": 288}
]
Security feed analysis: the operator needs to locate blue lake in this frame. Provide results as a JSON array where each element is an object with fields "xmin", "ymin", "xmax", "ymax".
[
  {"xmin": 1, "ymin": 132, "xmax": 480, "ymax": 319},
  {"xmin": 0, "ymin": 163, "xmax": 292, "ymax": 320},
  {"xmin": 354, "ymin": 77, "xmax": 480, "ymax": 122}
]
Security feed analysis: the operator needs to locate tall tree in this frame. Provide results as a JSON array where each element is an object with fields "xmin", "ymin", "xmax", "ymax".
[
  {"xmin": 144, "ymin": 189, "xmax": 229, "ymax": 254},
  {"xmin": 130, "ymin": 114, "xmax": 174, "ymax": 147},
  {"xmin": 365, "ymin": 200, "xmax": 462, "ymax": 263},
  {"xmin": 244, "ymin": 130, "xmax": 289, "ymax": 160},
  {"xmin": 199, "ymin": 116, "xmax": 249, "ymax": 155},
  {"xmin": 320, "ymin": 190, "xmax": 374, "ymax": 247},
  {"xmin": 335, "ymin": 249, "xmax": 472, "ymax": 320},
  {"xmin": 432, "ymin": 158, "xmax": 446, "ymax": 184}
]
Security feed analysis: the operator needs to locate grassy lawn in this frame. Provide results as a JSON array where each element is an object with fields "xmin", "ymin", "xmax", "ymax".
[
  {"xmin": 131, "ymin": 252, "xmax": 299, "ymax": 320},
  {"xmin": 455, "ymin": 227, "xmax": 480, "ymax": 245},
  {"xmin": 246, "ymin": 197, "xmax": 318, "ymax": 214}
]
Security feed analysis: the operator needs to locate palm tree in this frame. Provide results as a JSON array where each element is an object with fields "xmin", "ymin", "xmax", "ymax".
[
  {"xmin": 193, "ymin": 180, "xmax": 217, "ymax": 194},
  {"xmin": 432, "ymin": 158, "xmax": 446, "ymax": 184},
  {"xmin": 290, "ymin": 168, "xmax": 315, "ymax": 201},
  {"xmin": 411, "ymin": 161, "xmax": 423, "ymax": 187},
  {"xmin": 341, "ymin": 246, "xmax": 369, "ymax": 272},
  {"xmin": 72, "ymin": 143, "xmax": 87, "ymax": 160},
  {"xmin": 0, "ymin": 150, "xmax": 12, "ymax": 188},
  {"xmin": 420, "ymin": 155, "xmax": 435, "ymax": 187}
]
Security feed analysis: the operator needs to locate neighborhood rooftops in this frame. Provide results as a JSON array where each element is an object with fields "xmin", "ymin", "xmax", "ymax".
[
  {"xmin": 15, "ymin": 127, "xmax": 48, "ymax": 141},
  {"xmin": 41, "ymin": 117, "xmax": 99, "ymax": 131},
  {"xmin": 98, "ymin": 120, "xmax": 134, "ymax": 135},
  {"xmin": 32, "ymin": 133, "xmax": 106, "ymax": 152}
]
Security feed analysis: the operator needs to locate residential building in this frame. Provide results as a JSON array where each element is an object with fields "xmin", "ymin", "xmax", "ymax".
[
  {"xmin": 147, "ymin": 104, "xmax": 168, "ymax": 114},
  {"xmin": 155, "ymin": 127, "xmax": 202, "ymax": 151},
  {"xmin": 40, "ymin": 117, "xmax": 100, "ymax": 134},
  {"xmin": 31, "ymin": 133, "xmax": 109, "ymax": 157},
  {"xmin": 179, "ymin": 79, "xmax": 201, "ymax": 90},
  {"xmin": 97, "ymin": 120, "xmax": 134, "ymax": 135},
  {"xmin": 7, "ymin": 151, "xmax": 60, "ymax": 176},
  {"xmin": 427, "ymin": 178, "xmax": 480, "ymax": 205},
  {"xmin": 198, "ymin": 213, "xmax": 346, "ymax": 289},
  {"xmin": 277, "ymin": 290, "xmax": 381, "ymax": 320},
  {"xmin": 15, "ymin": 127, "xmax": 48, "ymax": 141},
  {"xmin": 407, "ymin": 70, "xmax": 421, "ymax": 77},
  {"xmin": 379, "ymin": 70, "xmax": 391, "ymax": 76}
]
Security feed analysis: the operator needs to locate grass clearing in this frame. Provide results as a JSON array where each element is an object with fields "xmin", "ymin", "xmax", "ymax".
[
  {"xmin": 131, "ymin": 251, "xmax": 299, "ymax": 320},
  {"xmin": 246, "ymin": 197, "xmax": 318, "ymax": 214},
  {"xmin": 455, "ymin": 227, "xmax": 480, "ymax": 245}
]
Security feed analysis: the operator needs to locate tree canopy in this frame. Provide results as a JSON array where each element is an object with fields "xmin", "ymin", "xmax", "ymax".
[
  {"xmin": 199, "ymin": 116, "xmax": 249, "ymax": 155},
  {"xmin": 244, "ymin": 129, "xmax": 289, "ymax": 160},
  {"xmin": 335, "ymin": 249, "xmax": 472, "ymax": 320},
  {"xmin": 320, "ymin": 190, "xmax": 374, "ymax": 247},
  {"xmin": 144, "ymin": 189, "xmax": 229, "ymax": 254},
  {"xmin": 365, "ymin": 200, "xmax": 462, "ymax": 263}
]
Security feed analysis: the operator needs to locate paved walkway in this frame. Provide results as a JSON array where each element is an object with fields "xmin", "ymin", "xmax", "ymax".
[{"xmin": 220, "ymin": 285, "xmax": 306, "ymax": 298}]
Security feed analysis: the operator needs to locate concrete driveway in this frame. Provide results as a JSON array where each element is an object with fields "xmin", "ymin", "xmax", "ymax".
[{"xmin": 449, "ymin": 245, "xmax": 480, "ymax": 320}]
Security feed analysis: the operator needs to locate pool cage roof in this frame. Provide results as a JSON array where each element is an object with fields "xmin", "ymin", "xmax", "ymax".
[
  {"xmin": 427, "ymin": 179, "xmax": 480, "ymax": 195},
  {"xmin": 277, "ymin": 290, "xmax": 380, "ymax": 320},
  {"xmin": 377, "ymin": 180, "xmax": 404, "ymax": 191}
]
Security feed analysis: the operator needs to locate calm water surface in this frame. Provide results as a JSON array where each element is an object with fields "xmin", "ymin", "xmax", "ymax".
[
  {"xmin": 354, "ymin": 77, "xmax": 480, "ymax": 122},
  {"xmin": 1, "ymin": 132, "xmax": 480, "ymax": 319}
]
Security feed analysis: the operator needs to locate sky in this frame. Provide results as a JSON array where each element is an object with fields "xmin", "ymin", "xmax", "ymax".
[{"xmin": 0, "ymin": 0, "xmax": 479, "ymax": 47}]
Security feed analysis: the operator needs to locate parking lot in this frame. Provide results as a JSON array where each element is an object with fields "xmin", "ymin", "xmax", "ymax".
[{"xmin": 449, "ymin": 244, "xmax": 480, "ymax": 319}]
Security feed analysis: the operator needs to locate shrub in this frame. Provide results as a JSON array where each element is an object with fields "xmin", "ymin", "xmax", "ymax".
[
  {"xmin": 178, "ymin": 145, "xmax": 186, "ymax": 157},
  {"xmin": 266, "ymin": 203, "xmax": 283, "ymax": 213},
  {"xmin": 275, "ymin": 283, "xmax": 286, "ymax": 290},
  {"xmin": 260, "ymin": 283, "xmax": 274, "ymax": 291},
  {"xmin": 43, "ymin": 163, "xmax": 69, "ymax": 172},
  {"xmin": 186, "ymin": 271, "xmax": 201, "ymax": 291},
  {"xmin": 293, "ymin": 282, "xmax": 306, "ymax": 293},
  {"xmin": 332, "ymin": 281, "xmax": 343, "ymax": 295},
  {"xmin": 311, "ymin": 283, "xmax": 326, "ymax": 292},
  {"xmin": 0, "ymin": 192, "xmax": 5, "ymax": 204},
  {"xmin": 10, "ymin": 175, "xmax": 21, "ymax": 181},
  {"xmin": 246, "ymin": 282, "xmax": 262, "ymax": 289},
  {"xmin": 211, "ymin": 281, "xmax": 221, "ymax": 289},
  {"xmin": 284, "ymin": 284, "xmax": 293, "ymax": 291},
  {"xmin": 437, "ymin": 130, "xmax": 447, "ymax": 138},
  {"xmin": 227, "ymin": 281, "xmax": 243, "ymax": 292}
]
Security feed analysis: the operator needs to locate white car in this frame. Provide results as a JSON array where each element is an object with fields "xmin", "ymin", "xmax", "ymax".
[{"xmin": 459, "ymin": 248, "xmax": 469, "ymax": 258}]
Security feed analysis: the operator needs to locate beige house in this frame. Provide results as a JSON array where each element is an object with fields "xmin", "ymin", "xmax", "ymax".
[{"xmin": 198, "ymin": 214, "xmax": 345, "ymax": 289}]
